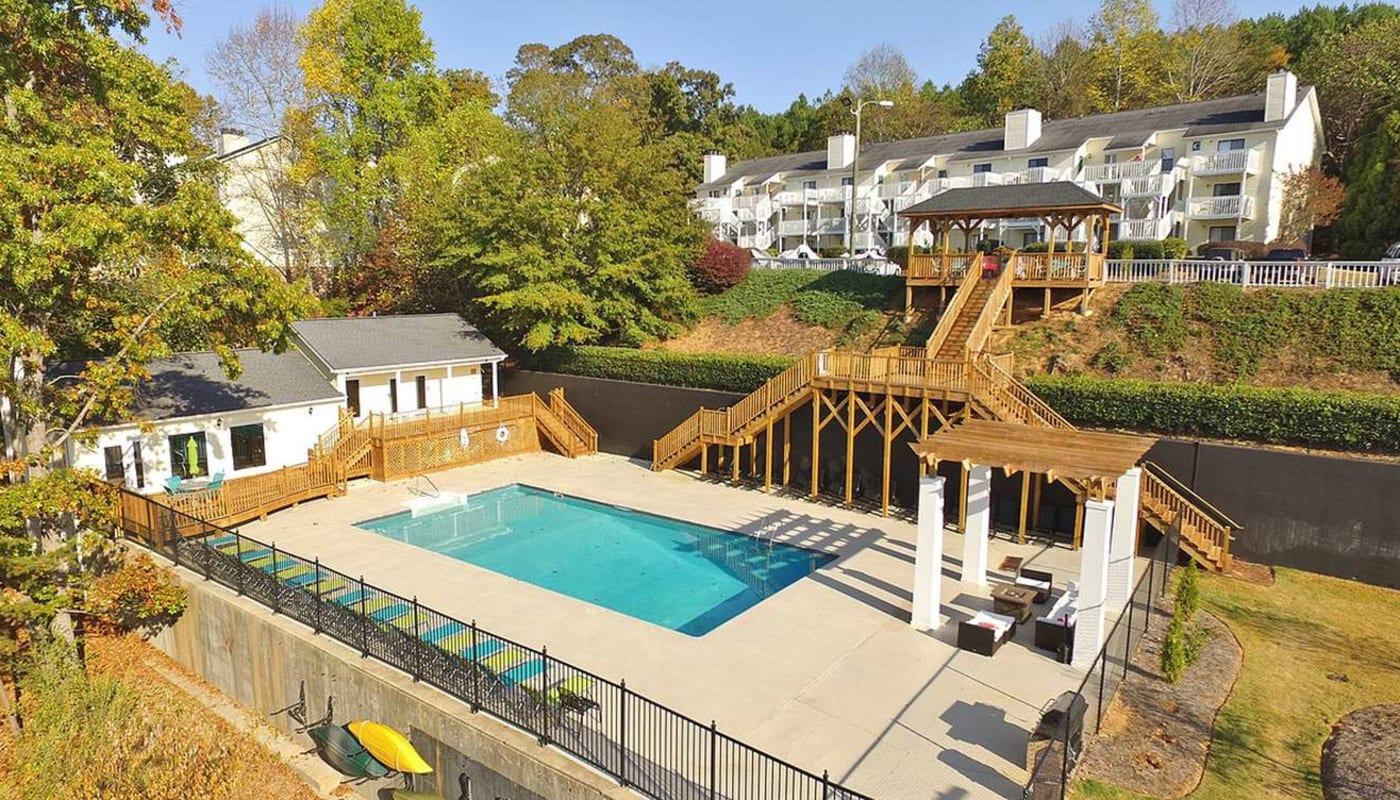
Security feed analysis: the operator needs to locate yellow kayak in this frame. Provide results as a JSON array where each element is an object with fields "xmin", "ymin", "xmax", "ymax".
[{"xmin": 346, "ymin": 720, "xmax": 434, "ymax": 774}]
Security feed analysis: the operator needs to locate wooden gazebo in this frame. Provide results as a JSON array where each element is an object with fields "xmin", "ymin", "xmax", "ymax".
[{"xmin": 898, "ymin": 183, "xmax": 1122, "ymax": 315}]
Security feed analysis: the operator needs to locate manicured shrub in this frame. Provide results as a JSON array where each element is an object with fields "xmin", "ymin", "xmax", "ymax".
[
  {"xmin": 691, "ymin": 239, "xmax": 752, "ymax": 293},
  {"xmin": 1022, "ymin": 241, "xmax": 1050, "ymax": 253},
  {"xmin": 527, "ymin": 346, "xmax": 794, "ymax": 393},
  {"xmin": 1108, "ymin": 240, "xmax": 1135, "ymax": 260},
  {"xmin": 885, "ymin": 245, "xmax": 928, "ymax": 267},
  {"xmin": 1176, "ymin": 561, "xmax": 1201, "ymax": 620},
  {"xmin": 1160, "ymin": 614, "xmax": 1189, "ymax": 683},
  {"xmin": 1162, "ymin": 237, "xmax": 1189, "ymax": 259},
  {"xmin": 1025, "ymin": 374, "xmax": 1400, "ymax": 452},
  {"xmin": 1130, "ymin": 240, "xmax": 1165, "ymax": 260},
  {"xmin": 819, "ymin": 246, "xmax": 846, "ymax": 258}
]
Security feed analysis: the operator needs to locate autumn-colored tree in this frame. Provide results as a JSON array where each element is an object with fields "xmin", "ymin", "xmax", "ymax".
[
  {"xmin": 691, "ymin": 240, "xmax": 752, "ymax": 293},
  {"xmin": 962, "ymin": 16, "xmax": 1044, "ymax": 125},
  {"xmin": 1087, "ymin": 0, "xmax": 1167, "ymax": 111},
  {"xmin": 1298, "ymin": 16, "xmax": 1400, "ymax": 169},
  {"xmin": 1276, "ymin": 166, "xmax": 1346, "ymax": 246},
  {"xmin": 1165, "ymin": 0, "xmax": 1253, "ymax": 102},
  {"xmin": 1036, "ymin": 21, "xmax": 1098, "ymax": 119}
]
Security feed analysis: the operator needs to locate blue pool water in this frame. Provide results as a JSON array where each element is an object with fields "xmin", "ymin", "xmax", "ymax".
[{"xmin": 356, "ymin": 484, "xmax": 834, "ymax": 636}]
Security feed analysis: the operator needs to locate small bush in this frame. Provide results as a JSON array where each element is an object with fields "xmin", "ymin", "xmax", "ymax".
[
  {"xmin": 85, "ymin": 554, "xmax": 188, "ymax": 634},
  {"xmin": 1162, "ymin": 237, "xmax": 1189, "ymax": 259},
  {"xmin": 884, "ymin": 245, "xmax": 927, "ymax": 268},
  {"xmin": 1022, "ymin": 241, "xmax": 1050, "ymax": 253},
  {"xmin": 1161, "ymin": 614, "xmax": 1189, "ymax": 683},
  {"xmin": 1176, "ymin": 561, "xmax": 1201, "ymax": 621},
  {"xmin": 1110, "ymin": 284, "xmax": 1188, "ymax": 355},
  {"xmin": 691, "ymin": 240, "xmax": 752, "ymax": 293},
  {"xmin": 1130, "ymin": 240, "xmax": 1165, "ymax": 260},
  {"xmin": 792, "ymin": 292, "xmax": 866, "ymax": 329},
  {"xmin": 1089, "ymin": 341, "xmax": 1134, "ymax": 373},
  {"xmin": 1108, "ymin": 240, "xmax": 1135, "ymax": 260},
  {"xmin": 819, "ymin": 246, "xmax": 846, "ymax": 258},
  {"xmin": 1183, "ymin": 621, "xmax": 1211, "ymax": 664}
]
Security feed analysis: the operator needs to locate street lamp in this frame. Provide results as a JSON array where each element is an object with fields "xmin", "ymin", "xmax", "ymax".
[{"xmin": 842, "ymin": 97, "xmax": 894, "ymax": 257}]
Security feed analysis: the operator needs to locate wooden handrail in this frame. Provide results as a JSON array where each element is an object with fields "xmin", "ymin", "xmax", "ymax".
[
  {"xmin": 960, "ymin": 255, "xmax": 1016, "ymax": 360},
  {"xmin": 547, "ymin": 388, "xmax": 598, "ymax": 454},
  {"xmin": 924, "ymin": 259, "xmax": 983, "ymax": 354},
  {"xmin": 1140, "ymin": 468, "xmax": 1233, "ymax": 568},
  {"xmin": 968, "ymin": 354, "xmax": 1074, "ymax": 429}
]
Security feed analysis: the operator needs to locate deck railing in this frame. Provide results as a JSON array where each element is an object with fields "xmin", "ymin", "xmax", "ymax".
[
  {"xmin": 548, "ymin": 388, "xmax": 598, "ymax": 454},
  {"xmin": 906, "ymin": 252, "xmax": 976, "ymax": 283},
  {"xmin": 959, "ymin": 257, "xmax": 1016, "ymax": 359},
  {"xmin": 1104, "ymin": 259, "xmax": 1400, "ymax": 289},
  {"xmin": 116, "ymin": 489, "xmax": 872, "ymax": 800},
  {"xmin": 1140, "ymin": 462, "xmax": 1239, "ymax": 569},
  {"xmin": 161, "ymin": 456, "xmax": 343, "ymax": 527},
  {"xmin": 968, "ymin": 355, "xmax": 1074, "ymax": 430}
]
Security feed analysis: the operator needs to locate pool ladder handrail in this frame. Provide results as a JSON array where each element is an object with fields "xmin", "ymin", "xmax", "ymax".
[{"xmin": 409, "ymin": 474, "xmax": 441, "ymax": 499}]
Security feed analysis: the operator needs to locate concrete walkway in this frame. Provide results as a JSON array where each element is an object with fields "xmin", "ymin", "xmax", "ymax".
[{"xmin": 243, "ymin": 452, "xmax": 1126, "ymax": 800}]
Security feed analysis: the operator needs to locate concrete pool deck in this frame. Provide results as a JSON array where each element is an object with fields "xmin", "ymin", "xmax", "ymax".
[{"xmin": 242, "ymin": 452, "xmax": 1134, "ymax": 800}]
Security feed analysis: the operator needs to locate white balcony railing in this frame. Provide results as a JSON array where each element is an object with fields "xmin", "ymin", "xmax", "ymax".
[
  {"xmin": 1123, "ymin": 174, "xmax": 1175, "ymax": 197},
  {"xmin": 1084, "ymin": 159, "xmax": 1159, "ymax": 183},
  {"xmin": 1006, "ymin": 166, "xmax": 1063, "ymax": 184},
  {"xmin": 1189, "ymin": 195, "xmax": 1255, "ymax": 218},
  {"xmin": 968, "ymin": 172, "xmax": 1004, "ymax": 188},
  {"xmin": 1121, "ymin": 218, "xmax": 1171, "ymax": 240},
  {"xmin": 1192, "ymin": 150, "xmax": 1260, "ymax": 175},
  {"xmin": 777, "ymin": 219, "xmax": 811, "ymax": 235}
]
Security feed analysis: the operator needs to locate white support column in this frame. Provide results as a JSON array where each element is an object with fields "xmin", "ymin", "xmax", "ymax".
[
  {"xmin": 1107, "ymin": 468, "xmax": 1142, "ymax": 608},
  {"xmin": 961, "ymin": 465, "xmax": 992, "ymax": 586},
  {"xmin": 490, "ymin": 360, "xmax": 499, "ymax": 407},
  {"xmin": 911, "ymin": 476, "xmax": 946, "ymax": 631},
  {"xmin": 1073, "ymin": 498, "xmax": 1115, "ymax": 668}
]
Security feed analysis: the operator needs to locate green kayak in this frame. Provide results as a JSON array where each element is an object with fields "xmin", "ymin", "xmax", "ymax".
[{"xmin": 308, "ymin": 724, "xmax": 391, "ymax": 779}]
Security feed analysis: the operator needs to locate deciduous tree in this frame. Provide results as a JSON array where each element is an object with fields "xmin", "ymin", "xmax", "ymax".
[
  {"xmin": 1087, "ymin": 0, "xmax": 1167, "ymax": 111},
  {"xmin": 1276, "ymin": 166, "xmax": 1345, "ymax": 246},
  {"xmin": 1298, "ymin": 17, "xmax": 1400, "ymax": 170},
  {"xmin": 962, "ymin": 16, "xmax": 1044, "ymax": 125}
]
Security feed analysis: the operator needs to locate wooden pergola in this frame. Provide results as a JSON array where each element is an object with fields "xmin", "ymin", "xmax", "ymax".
[
  {"xmin": 909, "ymin": 419, "xmax": 1156, "ymax": 548},
  {"xmin": 898, "ymin": 182, "xmax": 1123, "ymax": 315}
]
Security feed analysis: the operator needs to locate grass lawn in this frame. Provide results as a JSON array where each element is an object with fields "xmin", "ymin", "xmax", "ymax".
[{"xmin": 1074, "ymin": 567, "xmax": 1400, "ymax": 799}]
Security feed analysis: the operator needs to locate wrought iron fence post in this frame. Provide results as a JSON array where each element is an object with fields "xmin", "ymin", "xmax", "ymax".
[
  {"xmin": 823, "ymin": 769, "xmax": 830, "ymax": 798},
  {"xmin": 708, "ymin": 721, "xmax": 717, "ymax": 799},
  {"xmin": 469, "ymin": 620, "xmax": 480, "ymax": 712},
  {"xmin": 1123, "ymin": 598, "xmax": 1133, "ymax": 681},
  {"xmin": 313, "ymin": 559, "xmax": 323, "ymax": 635},
  {"xmin": 1059, "ymin": 693, "xmax": 1072, "ymax": 800},
  {"xmin": 618, "ymin": 679, "xmax": 629, "ymax": 787},
  {"xmin": 358, "ymin": 575, "xmax": 369, "ymax": 658},
  {"xmin": 411, "ymin": 597, "xmax": 421, "ymax": 683},
  {"xmin": 1096, "ymin": 654, "xmax": 1107, "ymax": 733},
  {"xmin": 538, "ymin": 647, "xmax": 550, "ymax": 745},
  {"xmin": 202, "ymin": 531, "xmax": 212, "ymax": 580},
  {"xmin": 235, "ymin": 535, "xmax": 245, "ymax": 596},
  {"xmin": 1146, "ymin": 551, "xmax": 1157, "ymax": 625},
  {"xmin": 270, "ymin": 543, "xmax": 280, "ymax": 615}
]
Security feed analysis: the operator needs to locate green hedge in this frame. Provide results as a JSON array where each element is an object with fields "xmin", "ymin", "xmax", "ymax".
[
  {"xmin": 1025, "ymin": 375, "xmax": 1400, "ymax": 452},
  {"xmin": 526, "ymin": 346, "xmax": 794, "ymax": 393}
]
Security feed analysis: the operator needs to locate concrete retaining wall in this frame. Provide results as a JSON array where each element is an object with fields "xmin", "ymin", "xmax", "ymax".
[{"xmin": 152, "ymin": 568, "xmax": 630, "ymax": 800}]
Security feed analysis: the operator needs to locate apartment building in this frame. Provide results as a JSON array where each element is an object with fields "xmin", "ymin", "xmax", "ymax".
[
  {"xmin": 214, "ymin": 129, "xmax": 301, "ymax": 275},
  {"xmin": 695, "ymin": 71, "xmax": 1323, "ymax": 253}
]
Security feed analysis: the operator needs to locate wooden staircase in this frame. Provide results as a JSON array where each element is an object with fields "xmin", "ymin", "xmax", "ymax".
[
  {"xmin": 650, "ymin": 252, "xmax": 1240, "ymax": 571},
  {"xmin": 535, "ymin": 388, "xmax": 598, "ymax": 458},
  {"xmin": 1139, "ymin": 462, "xmax": 1239, "ymax": 571}
]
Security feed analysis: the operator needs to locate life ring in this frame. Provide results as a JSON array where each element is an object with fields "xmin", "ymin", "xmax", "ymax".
[
  {"xmin": 495, "ymin": 424, "xmax": 510, "ymax": 444},
  {"xmin": 458, "ymin": 428, "xmax": 469, "ymax": 449}
]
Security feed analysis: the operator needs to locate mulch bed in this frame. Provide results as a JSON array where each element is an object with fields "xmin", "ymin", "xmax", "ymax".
[
  {"xmin": 1224, "ymin": 559, "xmax": 1274, "ymax": 587},
  {"xmin": 1322, "ymin": 704, "xmax": 1400, "ymax": 800},
  {"xmin": 1075, "ymin": 609, "xmax": 1243, "ymax": 797}
]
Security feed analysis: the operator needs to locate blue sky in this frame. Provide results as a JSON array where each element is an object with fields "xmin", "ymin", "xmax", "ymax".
[{"xmin": 142, "ymin": 0, "xmax": 1317, "ymax": 113}]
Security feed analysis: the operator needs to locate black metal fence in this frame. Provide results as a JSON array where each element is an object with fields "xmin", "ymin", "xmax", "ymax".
[
  {"xmin": 116, "ymin": 488, "xmax": 873, "ymax": 800},
  {"xmin": 1023, "ymin": 530, "xmax": 1179, "ymax": 800}
]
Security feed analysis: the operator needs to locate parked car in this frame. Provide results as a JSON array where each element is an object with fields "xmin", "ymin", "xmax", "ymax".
[
  {"xmin": 1259, "ymin": 247, "xmax": 1307, "ymax": 262},
  {"xmin": 1200, "ymin": 246, "xmax": 1248, "ymax": 261},
  {"xmin": 1383, "ymin": 242, "xmax": 1400, "ymax": 261}
]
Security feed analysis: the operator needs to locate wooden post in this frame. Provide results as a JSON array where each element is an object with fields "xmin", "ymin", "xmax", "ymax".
[
  {"xmin": 1043, "ymin": 287, "xmax": 1051, "ymax": 317},
  {"xmin": 810, "ymin": 391, "xmax": 821, "ymax": 499},
  {"xmin": 844, "ymin": 388, "xmax": 856, "ymax": 509},
  {"xmin": 782, "ymin": 414, "xmax": 791, "ymax": 486},
  {"xmin": 881, "ymin": 396, "xmax": 893, "ymax": 517},
  {"xmin": 700, "ymin": 443, "xmax": 707, "ymax": 476},
  {"xmin": 1031, "ymin": 473, "xmax": 1043, "ymax": 528},
  {"xmin": 1018, "ymin": 470, "xmax": 1030, "ymax": 544},
  {"xmin": 749, "ymin": 439, "xmax": 757, "ymax": 478},
  {"xmin": 731, "ymin": 443, "xmax": 740, "ymax": 484},
  {"xmin": 1073, "ymin": 493, "xmax": 1086, "ymax": 550},
  {"xmin": 764, "ymin": 419, "xmax": 773, "ymax": 494},
  {"xmin": 958, "ymin": 462, "xmax": 969, "ymax": 533}
]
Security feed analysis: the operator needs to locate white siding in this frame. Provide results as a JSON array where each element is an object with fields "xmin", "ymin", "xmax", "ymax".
[
  {"xmin": 341, "ymin": 365, "xmax": 486, "ymax": 418},
  {"xmin": 72, "ymin": 400, "xmax": 343, "ymax": 494}
]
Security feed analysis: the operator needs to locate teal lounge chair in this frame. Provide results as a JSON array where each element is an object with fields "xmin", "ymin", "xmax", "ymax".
[{"xmin": 164, "ymin": 475, "xmax": 184, "ymax": 494}]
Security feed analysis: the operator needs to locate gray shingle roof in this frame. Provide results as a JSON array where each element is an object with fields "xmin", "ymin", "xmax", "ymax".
[
  {"xmin": 292, "ymin": 313, "xmax": 505, "ymax": 372},
  {"xmin": 699, "ymin": 87, "xmax": 1311, "ymax": 190},
  {"xmin": 900, "ymin": 182, "xmax": 1116, "ymax": 216},
  {"xmin": 117, "ymin": 349, "xmax": 343, "ymax": 422}
]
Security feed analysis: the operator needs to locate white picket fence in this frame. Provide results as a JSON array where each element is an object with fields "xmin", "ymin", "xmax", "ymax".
[
  {"xmin": 751, "ymin": 257, "xmax": 900, "ymax": 275},
  {"xmin": 1104, "ymin": 259, "xmax": 1400, "ymax": 289}
]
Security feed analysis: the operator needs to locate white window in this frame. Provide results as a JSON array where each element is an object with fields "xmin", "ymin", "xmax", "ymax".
[
  {"xmin": 1217, "ymin": 138, "xmax": 1246, "ymax": 151},
  {"xmin": 1209, "ymin": 225, "xmax": 1237, "ymax": 242},
  {"xmin": 973, "ymin": 163, "xmax": 992, "ymax": 173},
  {"xmin": 803, "ymin": 180, "xmax": 817, "ymax": 190},
  {"xmin": 1027, "ymin": 157, "xmax": 1049, "ymax": 168}
]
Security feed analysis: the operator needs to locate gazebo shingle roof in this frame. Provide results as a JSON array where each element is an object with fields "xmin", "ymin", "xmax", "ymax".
[{"xmin": 900, "ymin": 182, "xmax": 1116, "ymax": 218}]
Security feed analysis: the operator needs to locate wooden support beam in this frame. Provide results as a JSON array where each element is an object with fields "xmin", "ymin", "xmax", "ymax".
[
  {"xmin": 732, "ymin": 443, "xmax": 740, "ymax": 484},
  {"xmin": 845, "ymin": 387, "xmax": 856, "ymax": 509},
  {"xmin": 1018, "ymin": 470, "xmax": 1030, "ymax": 544},
  {"xmin": 1031, "ymin": 472, "xmax": 1043, "ymax": 529},
  {"xmin": 1073, "ymin": 494, "xmax": 1085, "ymax": 550},
  {"xmin": 1043, "ymin": 287, "xmax": 1051, "ymax": 317},
  {"xmin": 700, "ymin": 443, "xmax": 707, "ymax": 475},
  {"xmin": 882, "ymin": 394, "xmax": 893, "ymax": 517},
  {"xmin": 959, "ymin": 462, "xmax": 969, "ymax": 533},
  {"xmin": 782, "ymin": 413, "xmax": 791, "ymax": 486},
  {"xmin": 810, "ymin": 390, "xmax": 821, "ymax": 499},
  {"xmin": 765, "ymin": 418, "xmax": 773, "ymax": 493},
  {"xmin": 750, "ymin": 439, "xmax": 757, "ymax": 478}
]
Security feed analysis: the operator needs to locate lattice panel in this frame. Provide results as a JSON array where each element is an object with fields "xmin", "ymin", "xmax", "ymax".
[{"xmin": 379, "ymin": 418, "xmax": 541, "ymax": 481}]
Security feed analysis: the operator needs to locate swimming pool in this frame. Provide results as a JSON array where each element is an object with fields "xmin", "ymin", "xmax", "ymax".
[{"xmin": 356, "ymin": 484, "xmax": 834, "ymax": 636}]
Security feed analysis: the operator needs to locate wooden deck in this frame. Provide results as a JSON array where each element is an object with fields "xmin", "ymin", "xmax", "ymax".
[{"xmin": 905, "ymin": 252, "xmax": 1105, "ymax": 288}]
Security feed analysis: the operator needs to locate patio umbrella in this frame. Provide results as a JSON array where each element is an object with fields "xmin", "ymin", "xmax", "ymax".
[{"xmin": 185, "ymin": 436, "xmax": 201, "ymax": 477}]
